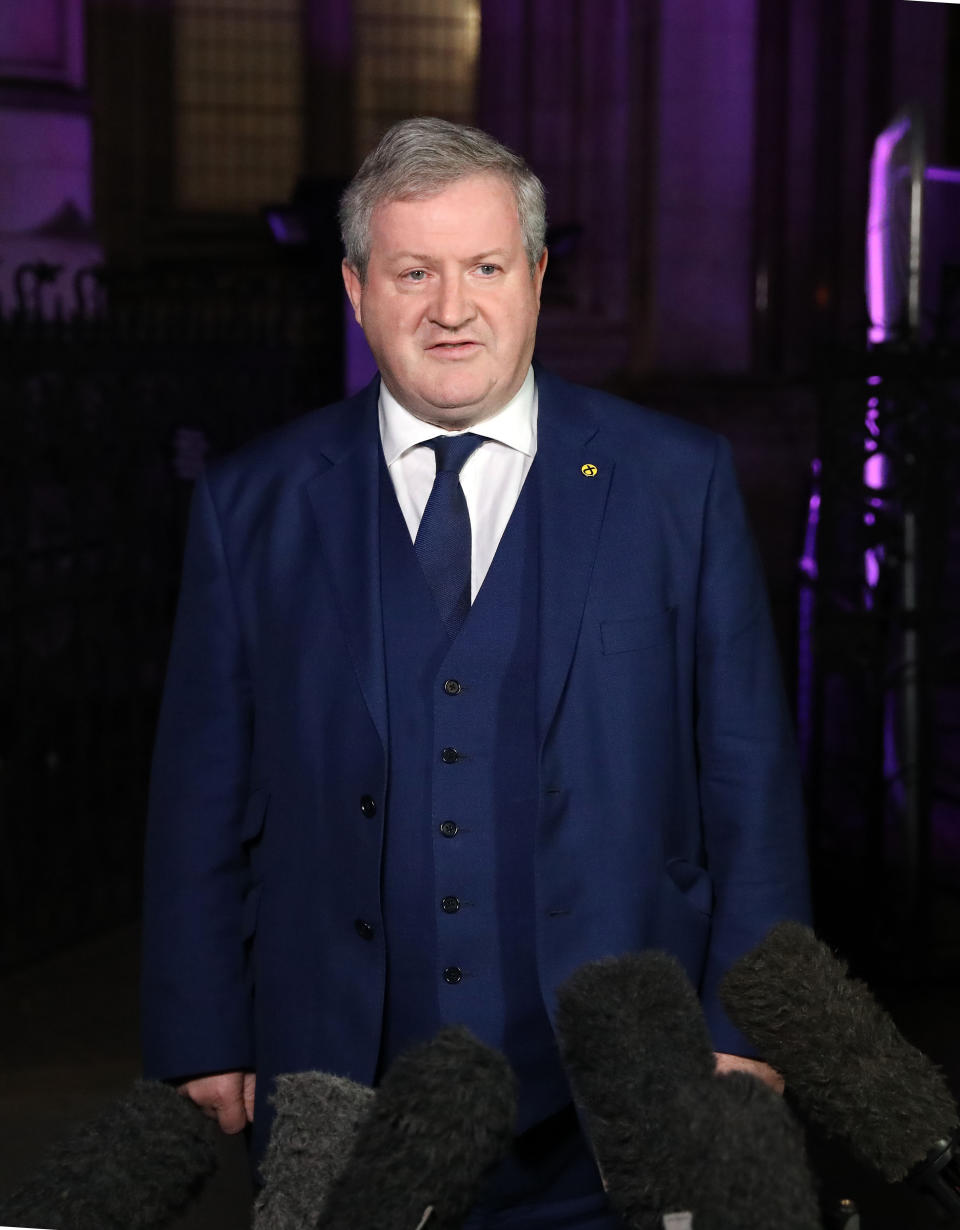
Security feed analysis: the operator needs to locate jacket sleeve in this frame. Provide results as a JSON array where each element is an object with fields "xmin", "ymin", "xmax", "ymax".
[
  {"xmin": 141, "ymin": 471, "xmax": 256, "ymax": 1080},
  {"xmin": 694, "ymin": 436, "xmax": 812, "ymax": 1055}
]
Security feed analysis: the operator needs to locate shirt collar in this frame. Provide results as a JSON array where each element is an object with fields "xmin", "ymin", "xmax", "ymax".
[{"xmin": 378, "ymin": 366, "xmax": 537, "ymax": 466}]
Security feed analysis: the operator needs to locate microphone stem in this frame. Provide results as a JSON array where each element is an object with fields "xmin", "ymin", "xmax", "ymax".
[
  {"xmin": 822, "ymin": 1197, "xmax": 860, "ymax": 1230},
  {"xmin": 908, "ymin": 1137, "xmax": 960, "ymax": 1219}
]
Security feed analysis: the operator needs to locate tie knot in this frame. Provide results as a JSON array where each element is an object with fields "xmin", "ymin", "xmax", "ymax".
[{"xmin": 427, "ymin": 433, "xmax": 484, "ymax": 474}]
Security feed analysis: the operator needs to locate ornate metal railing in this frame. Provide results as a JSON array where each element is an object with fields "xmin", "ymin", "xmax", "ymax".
[{"xmin": 0, "ymin": 261, "xmax": 342, "ymax": 966}]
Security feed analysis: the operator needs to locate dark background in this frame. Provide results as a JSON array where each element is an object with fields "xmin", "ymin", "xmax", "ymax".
[{"xmin": 1, "ymin": 2, "xmax": 959, "ymax": 1226}]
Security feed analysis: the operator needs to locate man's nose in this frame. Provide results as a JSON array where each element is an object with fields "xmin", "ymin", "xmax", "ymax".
[{"xmin": 429, "ymin": 276, "xmax": 476, "ymax": 330}]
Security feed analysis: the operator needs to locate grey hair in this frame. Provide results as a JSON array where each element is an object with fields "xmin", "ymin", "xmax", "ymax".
[{"xmin": 339, "ymin": 116, "xmax": 547, "ymax": 280}]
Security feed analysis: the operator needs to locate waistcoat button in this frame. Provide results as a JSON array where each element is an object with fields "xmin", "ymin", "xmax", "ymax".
[
  {"xmin": 441, "ymin": 746, "xmax": 460, "ymax": 764},
  {"xmin": 439, "ymin": 820, "xmax": 459, "ymax": 838},
  {"xmin": 354, "ymin": 919, "xmax": 375, "ymax": 940},
  {"xmin": 443, "ymin": 679, "xmax": 462, "ymax": 695},
  {"xmin": 441, "ymin": 895, "xmax": 460, "ymax": 914},
  {"xmin": 360, "ymin": 795, "xmax": 377, "ymax": 817},
  {"xmin": 442, "ymin": 966, "xmax": 463, "ymax": 984}
]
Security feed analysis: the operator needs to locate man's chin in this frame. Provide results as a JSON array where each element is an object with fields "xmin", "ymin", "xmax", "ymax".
[{"xmin": 411, "ymin": 381, "xmax": 502, "ymax": 428}]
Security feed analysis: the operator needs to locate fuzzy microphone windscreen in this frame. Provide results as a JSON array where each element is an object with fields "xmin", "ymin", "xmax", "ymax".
[
  {"xmin": 556, "ymin": 952, "xmax": 820, "ymax": 1230},
  {"xmin": 316, "ymin": 1026, "xmax": 516, "ymax": 1230},
  {"xmin": 555, "ymin": 952, "xmax": 716, "ymax": 1230},
  {"xmin": 555, "ymin": 951, "xmax": 716, "ymax": 1119},
  {"xmin": 720, "ymin": 919, "xmax": 959, "ymax": 1180},
  {"xmin": 679, "ymin": 1071, "xmax": 821, "ymax": 1230},
  {"xmin": 253, "ymin": 1070, "xmax": 376, "ymax": 1230},
  {"xmin": 0, "ymin": 1079, "xmax": 218, "ymax": 1230}
]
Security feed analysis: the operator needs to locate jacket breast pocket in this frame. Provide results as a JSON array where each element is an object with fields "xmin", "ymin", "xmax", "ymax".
[
  {"xmin": 666, "ymin": 857, "xmax": 714, "ymax": 918},
  {"xmin": 600, "ymin": 608, "xmax": 676, "ymax": 656}
]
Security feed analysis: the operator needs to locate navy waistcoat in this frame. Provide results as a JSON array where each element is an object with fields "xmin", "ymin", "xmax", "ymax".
[
  {"xmin": 378, "ymin": 455, "xmax": 605, "ymax": 1212},
  {"xmin": 378, "ymin": 454, "xmax": 573, "ymax": 1122}
]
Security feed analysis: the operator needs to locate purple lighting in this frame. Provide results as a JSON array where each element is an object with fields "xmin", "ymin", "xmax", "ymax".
[
  {"xmin": 864, "ymin": 452, "xmax": 888, "ymax": 490},
  {"xmin": 797, "ymin": 459, "xmax": 822, "ymax": 772},
  {"xmin": 866, "ymin": 116, "xmax": 913, "ymax": 345},
  {"xmin": 864, "ymin": 548, "xmax": 882, "ymax": 590},
  {"xmin": 863, "ymin": 383, "xmax": 889, "ymax": 600},
  {"xmin": 798, "ymin": 461, "xmax": 821, "ymax": 581}
]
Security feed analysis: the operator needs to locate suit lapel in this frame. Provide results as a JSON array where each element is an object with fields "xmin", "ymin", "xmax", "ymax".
[
  {"xmin": 299, "ymin": 369, "xmax": 613, "ymax": 753},
  {"xmin": 303, "ymin": 380, "xmax": 388, "ymax": 749},
  {"xmin": 535, "ymin": 369, "xmax": 615, "ymax": 745}
]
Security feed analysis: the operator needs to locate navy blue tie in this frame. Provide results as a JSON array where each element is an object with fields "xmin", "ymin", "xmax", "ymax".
[{"xmin": 415, "ymin": 433, "xmax": 484, "ymax": 637}]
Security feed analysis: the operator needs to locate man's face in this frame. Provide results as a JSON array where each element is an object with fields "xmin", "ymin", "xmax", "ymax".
[{"xmin": 342, "ymin": 173, "xmax": 547, "ymax": 429}]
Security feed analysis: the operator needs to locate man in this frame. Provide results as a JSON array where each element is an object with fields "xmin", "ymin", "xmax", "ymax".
[{"xmin": 142, "ymin": 117, "xmax": 810, "ymax": 1226}]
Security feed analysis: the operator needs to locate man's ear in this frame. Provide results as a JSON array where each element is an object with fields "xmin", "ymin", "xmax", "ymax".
[
  {"xmin": 342, "ymin": 260, "xmax": 363, "ymax": 326},
  {"xmin": 533, "ymin": 247, "xmax": 548, "ymax": 306}
]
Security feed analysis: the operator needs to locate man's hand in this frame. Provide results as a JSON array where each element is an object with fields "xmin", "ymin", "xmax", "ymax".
[
  {"xmin": 178, "ymin": 1070, "xmax": 256, "ymax": 1133},
  {"xmin": 714, "ymin": 1052, "xmax": 784, "ymax": 1094}
]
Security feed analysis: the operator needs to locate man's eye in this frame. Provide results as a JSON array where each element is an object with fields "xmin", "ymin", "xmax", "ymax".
[
  {"xmin": 477, "ymin": 264, "xmax": 499, "ymax": 276},
  {"xmin": 404, "ymin": 269, "xmax": 427, "ymax": 282}
]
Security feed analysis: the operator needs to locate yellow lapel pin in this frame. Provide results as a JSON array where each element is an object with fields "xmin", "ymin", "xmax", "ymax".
[{"xmin": 581, "ymin": 463, "xmax": 598, "ymax": 477}]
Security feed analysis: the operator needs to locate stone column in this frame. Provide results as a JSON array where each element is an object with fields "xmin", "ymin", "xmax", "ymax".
[
  {"xmin": 652, "ymin": 0, "xmax": 760, "ymax": 372},
  {"xmin": 478, "ymin": 0, "xmax": 652, "ymax": 385},
  {"xmin": 479, "ymin": 0, "xmax": 766, "ymax": 378}
]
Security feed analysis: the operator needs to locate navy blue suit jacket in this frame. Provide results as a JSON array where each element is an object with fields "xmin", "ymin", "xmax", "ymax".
[{"xmin": 141, "ymin": 367, "xmax": 810, "ymax": 1150}]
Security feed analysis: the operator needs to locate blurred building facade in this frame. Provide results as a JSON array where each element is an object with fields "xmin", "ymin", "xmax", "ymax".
[
  {"xmin": 1, "ymin": 0, "xmax": 957, "ymax": 967},
  {"xmin": 1, "ymin": 0, "xmax": 952, "ymax": 377}
]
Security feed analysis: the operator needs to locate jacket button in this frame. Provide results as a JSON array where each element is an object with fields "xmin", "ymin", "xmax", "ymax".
[
  {"xmin": 354, "ymin": 919, "xmax": 375, "ymax": 940},
  {"xmin": 439, "ymin": 820, "xmax": 459, "ymax": 838},
  {"xmin": 441, "ymin": 895, "xmax": 460, "ymax": 914},
  {"xmin": 360, "ymin": 795, "xmax": 377, "ymax": 817},
  {"xmin": 441, "ymin": 747, "xmax": 460, "ymax": 764},
  {"xmin": 443, "ymin": 966, "xmax": 463, "ymax": 984},
  {"xmin": 443, "ymin": 679, "xmax": 462, "ymax": 695}
]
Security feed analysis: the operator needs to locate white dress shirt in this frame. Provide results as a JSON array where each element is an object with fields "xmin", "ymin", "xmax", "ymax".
[{"xmin": 378, "ymin": 367, "xmax": 538, "ymax": 601}]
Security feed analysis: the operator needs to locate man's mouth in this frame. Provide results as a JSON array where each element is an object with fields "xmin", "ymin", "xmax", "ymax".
[{"xmin": 426, "ymin": 340, "xmax": 481, "ymax": 357}]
